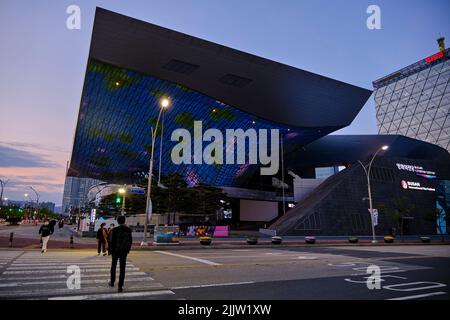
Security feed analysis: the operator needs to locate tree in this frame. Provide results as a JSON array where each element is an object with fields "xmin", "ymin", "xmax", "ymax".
[
  {"xmin": 184, "ymin": 183, "xmax": 228, "ymax": 218},
  {"xmin": 385, "ymin": 197, "xmax": 415, "ymax": 242},
  {"xmin": 424, "ymin": 207, "xmax": 446, "ymax": 242}
]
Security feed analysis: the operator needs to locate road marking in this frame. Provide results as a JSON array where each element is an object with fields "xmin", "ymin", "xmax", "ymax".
[
  {"xmin": 48, "ymin": 290, "xmax": 175, "ymax": 300},
  {"xmin": 296, "ymin": 256, "xmax": 317, "ymax": 260},
  {"xmin": 171, "ymin": 281, "xmax": 254, "ymax": 290},
  {"xmin": 0, "ymin": 272, "xmax": 148, "ymax": 281},
  {"xmin": 0, "ymin": 277, "xmax": 154, "ymax": 287},
  {"xmin": 155, "ymin": 251, "xmax": 221, "ymax": 266},
  {"xmin": 383, "ymin": 282, "xmax": 447, "ymax": 292},
  {"xmin": 0, "ymin": 283, "xmax": 165, "ymax": 298},
  {"xmin": 3, "ymin": 267, "xmax": 140, "ymax": 274},
  {"xmin": 7, "ymin": 264, "xmax": 127, "ymax": 270},
  {"xmin": 387, "ymin": 291, "xmax": 447, "ymax": 300}
]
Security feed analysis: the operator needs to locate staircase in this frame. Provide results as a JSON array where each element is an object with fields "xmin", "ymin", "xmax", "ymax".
[{"xmin": 270, "ymin": 165, "xmax": 359, "ymax": 235}]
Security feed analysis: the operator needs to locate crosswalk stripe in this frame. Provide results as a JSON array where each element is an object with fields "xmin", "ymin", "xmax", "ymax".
[
  {"xmin": 7, "ymin": 264, "xmax": 134, "ymax": 270},
  {"xmin": 0, "ymin": 277, "xmax": 155, "ymax": 287},
  {"xmin": 48, "ymin": 290, "xmax": 175, "ymax": 300},
  {"xmin": 0, "ymin": 283, "xmax": 165, "ymax": 298},
  {"xmin": 11, "ymin": 263, "xmax": 113, "ymax": 267},
  {"xmin": 0, "ymin": 278, "xmax": 163, "ymax": 298},
  {"xmin": 0, "ymin": 271, "xmax": 148, "ymax": 281},
  {"xmin": 3, "ymin": 267, "xmax": 140, "ymax": 274}
]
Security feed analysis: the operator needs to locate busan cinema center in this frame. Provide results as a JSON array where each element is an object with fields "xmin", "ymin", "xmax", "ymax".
[{"xmin": 67, "ymin": 8, "xmax": 450, "ymax": 236}]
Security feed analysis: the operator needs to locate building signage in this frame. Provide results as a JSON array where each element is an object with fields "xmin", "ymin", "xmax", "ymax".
[
  {"xmin": 90, "ymin": 209, "xmax": 96, "ymax": 223},
  {"xmin": 153, "ymin": 226, "xmax": 180, "ymax": 245},
  {"xmin": 425, "ymin": 51, "xmax": 444, "ymax": 64},
  {"xmin": 400, "ymin": 180, "xmax": 435, "ymax": 192},
  {"xmin": 368, "ymin": 209, "xmax": 379, "ymax": 227},
  {"xmin": 129, "ymin": 188, "xmax": 145, "ymax": 195},
  {"xmin": 396, "ymin": 163, "xmax": 436, "ymax": 179}
]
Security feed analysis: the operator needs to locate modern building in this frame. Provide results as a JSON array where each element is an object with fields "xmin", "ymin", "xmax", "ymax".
[
  {"xmin": 61, "ymin": 176, "xmax": 102, "ymax": 215},
  {"xmin": 271, "ymin": 135, "xmax": 450, "ymax": 236},
  {"xmin": 66, "ymin": 8, "xmax": 450, "ymax": 235},
  {"xmin": 373, "ymin": 38, "xmax": 450, "ymax": 152},
  {"xmin": 38, "ymin": 202, "xmax": 56, "ymax": 212}
]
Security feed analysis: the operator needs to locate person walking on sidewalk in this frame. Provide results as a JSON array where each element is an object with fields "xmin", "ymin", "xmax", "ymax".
[
  {"xmin": 38, "ymin": 219, "xmax": 54, "ymax": 254},
  {"xmin": 96, "ymin": 223, "xmax": 108, "ymax": 256},
  {"xmin": 108, "ymin": 216, "xmax": 132, "ymax": 293},
  {"xmin": 107, "ymin": 223, "xmax": 115, "ymax": 256}
]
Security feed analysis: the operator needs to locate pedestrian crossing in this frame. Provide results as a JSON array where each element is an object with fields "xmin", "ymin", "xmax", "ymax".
[{"xmin": 0, "ymin": 251, "xmax": 175, "ymax": 300}]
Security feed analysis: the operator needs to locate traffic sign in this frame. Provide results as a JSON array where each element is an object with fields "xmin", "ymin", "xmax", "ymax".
[{"xmin": 129, "ymin": 188, "xmax": 145, "ymax": 195}]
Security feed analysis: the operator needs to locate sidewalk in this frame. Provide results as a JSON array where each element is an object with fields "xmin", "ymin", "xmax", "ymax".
[{"xmin": 1, "ymin": 235, "xmax": 449, "ymax": 250}]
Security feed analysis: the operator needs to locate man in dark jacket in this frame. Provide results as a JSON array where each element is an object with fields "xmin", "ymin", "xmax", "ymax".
[
  {"xmin": 108, "ymin": 216, "xmax": 132, "ymax": 292},
  {"xmin": 38, "ymin": 219, "xmax": 54, "ymax": 254},
  {"xmin": 96, "ymin": 223, "xmax": 108, "ymax": 256}
]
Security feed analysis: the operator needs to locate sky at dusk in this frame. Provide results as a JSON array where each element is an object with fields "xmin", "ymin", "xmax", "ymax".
[{"xmin": 0, "ymin": 0, "xmax": 449, "ymax": 205}]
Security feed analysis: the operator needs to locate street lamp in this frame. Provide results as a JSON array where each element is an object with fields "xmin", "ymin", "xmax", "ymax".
[
  {"xmin": 358, "ymin": 145, "xmax": 389, "ymax": 243},
  {"xmin": 142, "ymin": 97, "xmax": 171, "ymax": 246},
  {"xmin": 29, "ymin": 187, "xmax": 40, "ymax": 219},
  {"xmin": 118, "ymin": 186, "xmax": 126, "ymax": 216}
]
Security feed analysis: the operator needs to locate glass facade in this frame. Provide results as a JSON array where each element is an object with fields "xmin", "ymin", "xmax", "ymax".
[
  {"xmin": 61, "ymin": 176, "xmax": 102, "ymax": 214},
  {"xmin": 69, "ymin": 60, "xmax": 339, "ymax": 187},
  {"xmin": 373, "ymin": 49, "xmax": 450, "ymax": 152}
]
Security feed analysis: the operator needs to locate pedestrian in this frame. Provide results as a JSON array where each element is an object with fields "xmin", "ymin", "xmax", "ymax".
[
  {"xmin": 108, "ymin": 216, "xmax": 132, "ymax": 293},
  {"xmin": 96, "ymin": 222, "xmax": 108, "ymax": 256},
  {"xmin": 107, "ymin": 223, "xmax": 115, "ymax": 256},
  {"xmin": 38, "ymin": 219, "xmax": 54, "ymax": 254}
]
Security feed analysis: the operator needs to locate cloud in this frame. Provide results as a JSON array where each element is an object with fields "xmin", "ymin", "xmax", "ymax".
[
  {"xmin": 0, "ymin": 145, "xmax": 62, "ymax": 168},
  {"xmin": 0, "ymin": 140, "xmax": 70, "ymax": 153}
]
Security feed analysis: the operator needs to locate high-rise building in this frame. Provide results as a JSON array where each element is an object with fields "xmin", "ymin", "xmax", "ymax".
[
  {"xmin": 373, "ymin": 39, "xmax": 450, "ymax": 152},
  {"xmin": 61, "ymin": 176, "xmax": 102, "ymax": 215}
]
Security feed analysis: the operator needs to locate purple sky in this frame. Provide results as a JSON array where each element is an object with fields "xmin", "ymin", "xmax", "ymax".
[{"xmin": 0, "ymin": 0, "xmax": 449, "ymax": 205}]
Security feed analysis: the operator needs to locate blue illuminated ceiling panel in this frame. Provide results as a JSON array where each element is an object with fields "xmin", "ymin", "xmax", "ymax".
[{"xmin": 68, "ymin": 60, "xmax": 339, "ymax": 186}]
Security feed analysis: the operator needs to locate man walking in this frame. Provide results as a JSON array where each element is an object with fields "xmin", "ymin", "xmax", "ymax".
[
  {"xmin": 107, "ymin": 223, "xmax": 115, "ymax": 256},
  {"xmin": 38, "ymin": 219, "xmax": 54, "ymax": 254},
  {"xmin": 108, "ymin": 216, "xmax": 132, "ymax": 292}
]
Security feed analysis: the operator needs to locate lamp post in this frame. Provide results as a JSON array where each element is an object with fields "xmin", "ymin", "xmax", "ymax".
[
  {"xmin": 118, "ymin": 186, "xmax": 126, "ymax": 216},
  {"xmin": 0, "ymin": 179, "xmax": 8, "ymax": 206},
  {"xmin": 358, "ymin": 145, "xmax": 389, "ymax": 243},
  {"xmin": 142, "ymin": 97, "xmax": 170, "ymax": 246},
  {"xmin": 29, "ymin": 187, "xmax": 40, "ymax": 217}
]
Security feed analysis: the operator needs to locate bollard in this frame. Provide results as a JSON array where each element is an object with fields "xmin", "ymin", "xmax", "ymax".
[
  {"xmin": 9, "ymin": 232, "xmax": 13, "ymax": 248},
  {"xmin": 70, "ymin": 235, "xmax": 74, "ymax": 248}
]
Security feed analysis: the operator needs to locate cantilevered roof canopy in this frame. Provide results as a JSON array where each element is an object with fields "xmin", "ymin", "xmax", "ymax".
[
  {"xmin": 68, "ymin": 8, "xmax": 372, "ymax": 185},
  {"xmin": 89, "ymin": 8, "xmax": 371, "ymax": 128}
]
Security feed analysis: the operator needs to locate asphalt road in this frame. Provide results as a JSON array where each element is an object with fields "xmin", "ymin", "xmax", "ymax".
[{"xmin": 0, "ymin": 245, "xmax": 449, "ymax": 300}]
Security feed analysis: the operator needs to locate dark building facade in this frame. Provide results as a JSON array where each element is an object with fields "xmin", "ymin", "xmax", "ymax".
[{"xmin": 271, "ymin": 135, "xmax": 450, "ymax": 236}]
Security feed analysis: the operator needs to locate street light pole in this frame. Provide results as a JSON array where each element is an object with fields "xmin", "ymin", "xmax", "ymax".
[
  {"xmin": 0, "ymin": 179, "xmax": 8, "ymax": 207},
  {"xmin": 358, "ymin": 145, "xmax": 389, "ymax": 243},
  {"xmin": 29, "ymin": 187, "xmax": 40, "ymax": 218},
  {"xmin": 118, "ymin": 186, "xmax": 127, "ymax": 216},
  {"xmin": 142, "ymin": 98, "xmax": 170, "ymax": 246}
]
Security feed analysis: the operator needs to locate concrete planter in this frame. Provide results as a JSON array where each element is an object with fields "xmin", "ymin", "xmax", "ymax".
[
  {"xmin": 420, "ymin": 236, "xmax": 431, "ymax": 243},
  {"xmin": 200, "ymin": 237, "xmax": 212, "ymax": 245},
  {"xmin": 305, "ymin": 236, "xmax": 316, "ymax": 244},
  {"xmin": 348, "ymin": 237, "xmax": 359, "ymax": 244},
  {"xmin": 271, "ymin": 236, "xmax": 283, "ymax": 245},
  {"xmin": 247, "ymin": 237, "xmax": 258, "ymax": 245}
]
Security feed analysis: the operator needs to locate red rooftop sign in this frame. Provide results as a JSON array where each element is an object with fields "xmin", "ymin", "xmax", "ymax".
[{"xmin": 425, "ymin": 51, "xmax": 444, "ymax": 64}]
